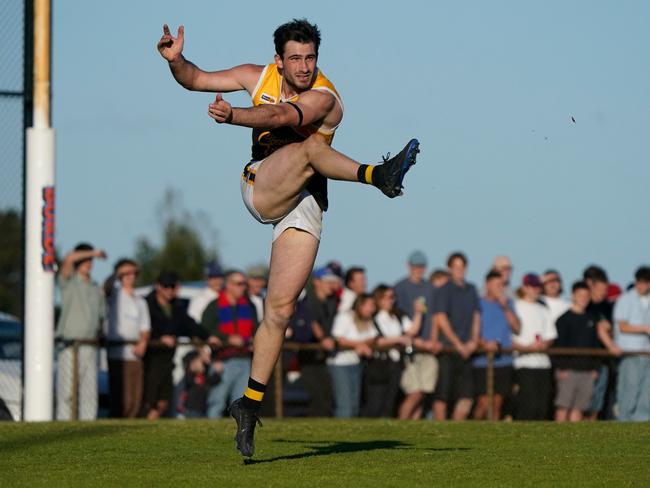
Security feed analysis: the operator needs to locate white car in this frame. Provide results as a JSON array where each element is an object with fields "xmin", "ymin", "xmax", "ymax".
[{"xmin": 0, "ymin": 312, "xmax": 22, "ymax": 421}]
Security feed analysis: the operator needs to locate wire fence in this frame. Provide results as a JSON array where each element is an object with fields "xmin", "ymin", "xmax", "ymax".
[
  {"xmin": 0, "ymin": 0, "xmax": 30, "ymax": 422},
  {"xmin": 51, "ymin": 338, "xmax": 645, "ymax": 421}
]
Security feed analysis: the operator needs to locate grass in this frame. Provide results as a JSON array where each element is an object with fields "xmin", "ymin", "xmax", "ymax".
[{"xmin": 1, "ymin": 419, "xmax": 649, "ymax": 487}]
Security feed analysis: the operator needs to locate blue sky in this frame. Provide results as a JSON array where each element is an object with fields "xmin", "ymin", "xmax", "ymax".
[{"xmin": 47, "ymin": 0, "xmax": 649, "ymax": 290}]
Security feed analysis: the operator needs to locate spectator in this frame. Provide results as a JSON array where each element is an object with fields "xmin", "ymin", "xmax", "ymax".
[
  {"xmin": 339, "ymin": 267, "xmax": 367, "ymax": 313},
  {"xmin": 104, "ymin": 258, "xmax": 151, "ymax": 418},
  {"xmin": 247, "ymin": 265, "xmax": 268, "ymax": 320},
  {"xmin": 55, "ymin": 243, "xmax": 107, "ymax": 420},
  {"xmin": 201, "ymin": 270, "xmax": 259, "ymax": 418},
  {"xmin": 144, "ymin": 271, "xmax": 208, "ymax": 419},
  {"xmin": 187, "ymin": 261, "xmax": 224, "ymax": 324},
  {"xmin": 177, "ymin": 347, "xmax": 222, "ymax": 418},
  {"xmin": 512, "ymin": 273, "xmax": 557, "ymax": 420},
  {"xmin": 583, "ymin": 265, "xmax": 621, "ymax": 420},
  {"xmin": 363, "ymin": 285, "xmax": 415, "ymax": 417},
  {"xmin": 541, "ymin": 269, "xmax": 570, "ymax": 324},
  {"xmin": 553, "ymin": 281, "xmax": 602, "ymax": 422},
  {"xmin": 613, "ymin": 266, "xmax": 650, "ymax": 421},
  {"xmin": 473, "ymin": 270, "xmax": 520, "ymax": 420},
  {"xmin": 328, "ymin": 294, "xmax": 377, "ymax": 418},
  {"xmin": 394, "ymin": 251, "xmax": 439, "ymax": 420},
  {"xmin": 432, "ymin": 252, "xmax": 481, "ymax": 421},
  {"xmin": 429, "ymin": 269, "xmax": 450, "ymax": 289},
  {"xmin": 300, "ymin": 266, "xmax": 340, "ymax": 416},
  {"xmin": 492, "ymin": 255, "xmax": 514, "ymax": 292}
]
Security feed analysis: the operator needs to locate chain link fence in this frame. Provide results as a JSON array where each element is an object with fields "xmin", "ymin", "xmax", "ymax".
[{"xmin": 0, "ymin": 0, "xmax": 31, "ymax": 421}]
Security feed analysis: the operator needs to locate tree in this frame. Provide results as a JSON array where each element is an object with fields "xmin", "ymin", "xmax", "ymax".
[
  {"xmin": 134, "ymin": 189, "xmax": 220, "ymax": 285},
  {"xmin": 0, "ymin": 209, "xmax": 23, "ymax": 317}
]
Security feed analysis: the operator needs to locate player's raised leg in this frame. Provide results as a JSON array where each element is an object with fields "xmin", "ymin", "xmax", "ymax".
[
  {"xmin": 253, "ymin": 134, "xmax": 421, "ymax": 220},
  {"xmin": 230, "ymin": 227, "xmax": 319, "ymax": 457}
]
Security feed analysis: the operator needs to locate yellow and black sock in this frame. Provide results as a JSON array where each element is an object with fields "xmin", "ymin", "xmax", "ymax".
[
  {"xmin": 242, "ymin": 378, "xmax": 266, "ymax": 410},
  {"xmin": 357, "ymin": 164, "xmax": 385, "ymax": 187}
]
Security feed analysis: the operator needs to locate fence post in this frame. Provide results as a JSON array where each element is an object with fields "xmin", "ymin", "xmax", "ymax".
[
  {"xmin": 71, "ymin": 341, "xmax": 79, "ymax": 421},
  {"xmin": 486, "ymin": 350, "xmax": 495, "ymax": 421},
  {"xmin": 274, "ymin": 356, "xmax": 283, "ymax": 419}
]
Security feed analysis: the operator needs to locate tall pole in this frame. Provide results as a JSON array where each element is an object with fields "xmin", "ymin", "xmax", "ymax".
[{"xmin": 24, "ymin": 0, "xmax": 55, "ymax": 421}]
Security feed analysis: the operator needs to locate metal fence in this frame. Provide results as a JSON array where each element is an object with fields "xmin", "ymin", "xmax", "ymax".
[{"xmin": 0, "ymin": 0, "xmax": 31, "ymax": 422}]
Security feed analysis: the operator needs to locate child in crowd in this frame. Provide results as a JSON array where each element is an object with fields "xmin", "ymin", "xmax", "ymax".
[{"xmin": 178, "ymin": 346, "xmax": 223, "ymax": 418}]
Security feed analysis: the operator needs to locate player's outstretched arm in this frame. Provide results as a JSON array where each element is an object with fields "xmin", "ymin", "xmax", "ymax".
[
  {"xmin": 207, "ymin": 90, "xmax": 335, "ymax": 128},
  {"xmin": 157, "ymin": 24, "xmax": 261, "ymax": 93}
]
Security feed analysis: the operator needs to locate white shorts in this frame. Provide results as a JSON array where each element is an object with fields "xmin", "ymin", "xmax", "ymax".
[{"xmin": 240, "ymin": 160, "xmax": 323, "ymax": 242}]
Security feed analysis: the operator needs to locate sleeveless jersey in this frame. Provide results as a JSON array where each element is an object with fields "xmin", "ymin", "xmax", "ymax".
[{"xmin": 250, "ymin": 64, "xmax": 343, "ymax": 211}]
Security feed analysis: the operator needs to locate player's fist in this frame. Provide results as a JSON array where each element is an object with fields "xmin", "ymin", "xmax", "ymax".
[
  {"xmin": 157, "ymin": 24, "xmax": 184, "ymax": 62},
  {"xmin": 208, "ymin": 94, "xmax": 233, "ymax": 124}
]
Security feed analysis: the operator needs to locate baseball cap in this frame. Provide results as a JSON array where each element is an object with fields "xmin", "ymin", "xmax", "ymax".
[
  {"xmin": 522, "ymin": 273, "xmax": 542, "ymax": 287},
  {"xmin": 325, "ymin": 260, "xmax": 344, "ymax": 279},
  {"xmin": 157, "ymin": 270, "xmax": 179, "ymax": 287},
  {"xmin": 205, "ymin": 261, "xmax": 224, "ymax": 278},
  {"xmin": 408, "ymin": 250, "xmax": 427, "ymax": 267},
  {"xmin": 313, "ymin": 266, "xmax": 338, "ymax": 281},
  {"xmin": 247, "ymin": 265, "xmax": 269, "ymax": 280}
]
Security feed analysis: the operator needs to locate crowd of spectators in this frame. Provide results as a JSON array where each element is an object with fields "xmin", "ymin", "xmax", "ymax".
[{"xmin": 55, "ymin": 242, "xmax": 650, "ymax": 422}]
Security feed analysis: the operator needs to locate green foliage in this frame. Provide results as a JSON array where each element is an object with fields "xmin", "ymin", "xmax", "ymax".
[
  {"xmin": 134, "ymin": 189, "xmax": 219, "ymax": 284},
  {"xmin": 0, "ymin": 209, "xmax": 22, "ymax": 317},
  {"xmin": 1, "ymin": 420, "xmax": 649, "ymax": 486}
]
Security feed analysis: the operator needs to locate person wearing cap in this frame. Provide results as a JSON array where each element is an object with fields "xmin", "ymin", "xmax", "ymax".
[
  {"xmin": 103, "ymin": 258, "xmax": 151, "ymax": 418},
  {"xmin": 512, "ymin": 273, "xmax": 557, "ymax": 420},
  {"xmin": 144, "ymin": 271, "xmax": 210, "ymax": 419},
  {"xmin": 492, "ymin": 256, "xmax": 514, "ymax": 292},
  {"xmin": 55, "ymin": 242, "xmax": 107, "ymax": 420},
  {"xmin": 432, "ymin": 252, "xmax": 481, "ymax": 421},
  {"xmin": 613, "ymin": 266, "xmax": 650, "ymax": 421},
  {"xmin": 187, "ymin": 261, "xmax": 225, "ymax": 324},
  {"xmin": 394, "ymin": 250, "xmax": 439, "ymax": 420}
]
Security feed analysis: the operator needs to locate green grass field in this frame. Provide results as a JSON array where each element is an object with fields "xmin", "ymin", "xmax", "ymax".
[{"xmin": 1, "ymin": 420, "xmax": 649, "ymax": 487}]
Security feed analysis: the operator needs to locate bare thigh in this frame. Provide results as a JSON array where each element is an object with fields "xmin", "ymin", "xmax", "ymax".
[
  {"xmin": 253, "ymin": 143, "xmax": 314, "ymax": 221},
  {"xmin": 266, "ymin": 227, "xmax": 319, "ymax": 308}
]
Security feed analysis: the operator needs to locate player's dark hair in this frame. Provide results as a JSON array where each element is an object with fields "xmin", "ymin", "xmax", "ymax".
[
  {"xmin": 273, "ymin": 19, "xmax": 321, "ymax": 58},
  {"xmin": 485, "ymin": 270, "xmax": 502, "ymax": 282},
  {"xmin": 583, "ymin": 265, "xmax": 608, "ymax": 284},
  {"xmin": 345, "ymin": 267, "xmax": 365, "ymax": 288},
  {"xmin": 571, "ymin": 280, "xmax": 590, "ymax": 293},
  {"xmin": 634, "ymin": 266, "xmax": 650, "ymax": 283},
  {"xmin": 447, "ymin": 252, "xmax": 468, "ymax": 268}
]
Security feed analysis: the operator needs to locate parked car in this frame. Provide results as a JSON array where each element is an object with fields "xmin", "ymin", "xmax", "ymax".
[{"xmin": 0, "ymin": 312, "xmax": 22, "ymax": 421}]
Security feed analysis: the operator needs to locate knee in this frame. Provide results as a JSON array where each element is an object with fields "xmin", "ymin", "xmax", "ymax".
[
  {"xmin": 263, "ymin": 300, "xmax": 295, "ymax": 330},
  {"xmin": 302, "ymin": 133, "xmax": 327, "ymax": 159}
]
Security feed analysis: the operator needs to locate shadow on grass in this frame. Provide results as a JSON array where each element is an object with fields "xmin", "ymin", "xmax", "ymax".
[
  {"xmin": 0, "ymin": 424, "xmax": 149, "ymax": 454},
  {"xmin": 244, "ymin": 439, "xmax": 471, "ymax": 465}
]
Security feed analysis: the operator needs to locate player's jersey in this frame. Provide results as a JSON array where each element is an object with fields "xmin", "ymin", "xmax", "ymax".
[{"xmin": 250, "ymin": 64, "xmax": 343, "ymax": 211}]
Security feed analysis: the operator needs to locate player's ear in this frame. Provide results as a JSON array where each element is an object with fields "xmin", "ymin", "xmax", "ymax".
[{"xmin": 274, "ymin": 53, "xmax": 283, "ymax": 70}]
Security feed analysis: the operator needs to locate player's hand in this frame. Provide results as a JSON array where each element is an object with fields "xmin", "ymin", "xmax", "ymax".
[
  {"xmin": 208, "ymin": 94, "xmax": 233, "ymax": 124},
  {"xmin": 157, "ymin": 24, "xmax": 184, "ymax": 62}
]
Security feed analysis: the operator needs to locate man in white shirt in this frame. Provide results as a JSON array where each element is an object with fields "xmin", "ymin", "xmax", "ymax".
[
  {"xmin": 188, "ymin": 261, "xmax": 225, "ymax": 323},
  {"xmin": 104, "ymin": 259, "xmax": 151, "ymax": 418}
]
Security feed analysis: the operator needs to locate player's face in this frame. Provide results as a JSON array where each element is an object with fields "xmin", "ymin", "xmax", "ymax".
[{"xmin": 276, "ymin": 41, "xmax": 318, "ymax": 91}]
